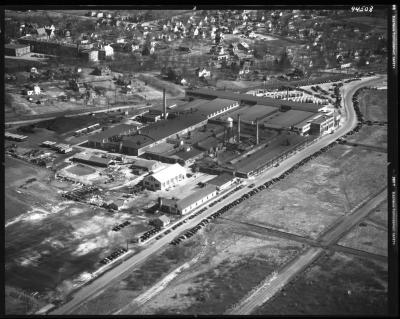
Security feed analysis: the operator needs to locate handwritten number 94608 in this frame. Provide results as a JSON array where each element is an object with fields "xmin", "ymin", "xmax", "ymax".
[{"xmin": 351, "ymin": 6, "xmax": 374, "ymax": 13}]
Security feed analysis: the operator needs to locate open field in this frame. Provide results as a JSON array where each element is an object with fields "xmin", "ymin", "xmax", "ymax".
[
  {"xmin": 72, "ymin": 236, "xmax": 203, "ymax": 315},
  {"xmin": 225, "ymin": 145, "xmax": 386, "ymax": 239},
  {"xmin": 136, "ymin": 220, "xmax": 305, "ymax": 315},
  {"xmin": 5, "ymin": 156, "xmax": 61, "ymax": 221},
  {"xmin": 358, "ymin": 89, "xmax": 387, "ymax": 122},
  {"xmin": 73, "ymin": 217, "xmax": 305, "ymax": 315},
  {"xmin": 337, "ymin": 222, "xmax": 387, "ymax": 256},
  {"xmin": 345, "ymin": 125, "xmax": 387, "ymax": 149},
  {"xmin": 367, "ymin": 200, "xmax": 388, "ymax": 226},
  {"xmin": 254, "ymin": 252, "xmax": 388, "ymax": 315}
]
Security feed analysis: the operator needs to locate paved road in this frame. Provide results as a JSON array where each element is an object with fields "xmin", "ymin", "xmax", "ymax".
[{"xmin": 50, "ymin": 76, "xmax": 384, "ymax": 315}]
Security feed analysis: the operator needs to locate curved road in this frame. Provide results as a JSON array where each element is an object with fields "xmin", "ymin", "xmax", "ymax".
[{"xmin": 50, "ymin": 75, "xmax": 384, "ymax": 315}]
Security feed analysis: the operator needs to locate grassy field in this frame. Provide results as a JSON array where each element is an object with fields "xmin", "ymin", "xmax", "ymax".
[
  {"xmin": 5, "ymin": 156, "xmax": 58, "ymax": 221},
  {"xmin": 254, "ymin": 252, "xmax": 388, "ymax": 315},
  {"xmin": 367, "ymin": 200, "xmax": 388, "ymax": 226},
  {"xmin": 126, "ymin": 219, "xmax": 305, "ymax": 315},
  {"xmin": 72, "ymin": 237, "xmax": 203, "ymax": 315},
  {"xmin": 358, "ymin": 89, "xmax": 387, "ymax": 122},
  {"xmin": 338, "ymin": 222, "xmax": 387, "ymax": 256},
  {"xmin": 345, "ymin": 125, "xmax": 387, "ymax": 148},
  {"xmin": 225, "ymin": 145, "xmax": 386, "ymax": 239}
]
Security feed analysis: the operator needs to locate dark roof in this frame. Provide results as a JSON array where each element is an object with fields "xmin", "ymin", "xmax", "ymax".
[
  {"xmin": 5, "ymin": 43, "xmax": 30, "ymax": 49},
  {"xmin": 138, "ymin": 113, "xmax": 207, "ymax": 141},
  {"xmin": 87, "ymin": 155, "xmax": 111, "ymax": 165},
  {"xmin": 89, "ymin": 124, "xmax": 135, "ymax": 142},
  {"xmin": 174, "ymin": 147, "xmax": 203, "ymax": 161},
  {"xmin": 263, "ymin": 110, "xmax": 316, "ymax": 127},
  {"xmin": 207, "ymin": 173, "xmax": 235, "ymax": 187}
]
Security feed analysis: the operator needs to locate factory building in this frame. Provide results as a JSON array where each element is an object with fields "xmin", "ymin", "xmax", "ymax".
[
  {"xmin": 159, "ymin": 184, "xmax": 218, "ymax": 215},
  {"xmin": 207, "ymin": 173, "xmax": 237, "ymax": 191},
  {"xmin": 143, "ymin": 163, "xmax": 186, "ymax": 191},
  {"xmin": 4, "ymin": 43, "xmax": 31, "ymax": 56},
  {"xmin": 309, "ymin": 115, "xmax": 335, "ymax": 134},
  {"xmin": 71, "ymin": 153, "xmax": 113, "ymax": 167},
  {"xmin": 185, "ymin": 88, "xmax": 324, "ymax": 113},
  {"xmin": 5, "ymin": 132, "xmax": 28, "ymax": 141}
]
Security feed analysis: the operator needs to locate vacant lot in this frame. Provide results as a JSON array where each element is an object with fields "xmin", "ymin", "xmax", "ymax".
[
  {"xmin": 338, "ymin": 222, "xmax": 387, "ymax": 256},
  {"xmin": 128, "ymin": 219, "xmax": 305, "ymax": 315},
  {"xmin": 345, "ymin": 125, "xmax": 387, "ymax": 149},
  {"xmin": 72, "ymin": 237, "xmax": 203, "ymax": 315},
  {"xmin": 225, "ymin": 145, "xmax": 386, "ymax": 239},
  {"xmin": 367, "ymin": 200, "xmax": 388, "ymax": 226},
  {"xmin": 358, "ymin": 89, "xmax": 387, "ymax": 122},
  {"xmin": 254, "ymin": 252, "xmax": 387, "ymax": 315},
  {"xmin": 5, "ymin": 156, "xmax": 60, "ymax": 222}
]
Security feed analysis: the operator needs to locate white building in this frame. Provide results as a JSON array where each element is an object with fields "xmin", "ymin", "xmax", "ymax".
[
  {"xmin": 160, "ymin": 184, "xmax": 218, "ymax": 215},
  {"xmin": 143, "ymin": 163, "xmax": 186, "ymax": 191}
]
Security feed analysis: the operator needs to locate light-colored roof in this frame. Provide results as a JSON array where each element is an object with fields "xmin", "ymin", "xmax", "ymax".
[
  {"xmin": 177, "ymin": 184, "xmax": 217, "ymax": 210},
  {"xmin": 149, "ymin": 163, "xmax": 186, "ymax": 184}
]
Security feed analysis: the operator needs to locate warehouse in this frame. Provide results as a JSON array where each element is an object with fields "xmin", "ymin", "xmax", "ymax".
[
  {"xmin": 309, "ymin": 115, "xmax": 335, "ymax": 134},
  {"xmin": 5, "ymin": 132, "xmax": 28, "ymax": 141},
  {"xmin": 263, "ymin": 109, "xmax": 317, "ymax": 129},
  {"xmin": 207, "ymin": 173, "xmax": 237, "ymax": 191},
  {"xmin": 87, "ymin": 124, "xmax": 137, "ymax": 148},
  {"xmin": 4, "ymin": 43, "xmax": 31, "ymax": 56},
  {"xmin": 160, "ymin": 184, "xmax": 218, "ymax": 215},
  {"xmin": 72, "ymin": 153, "xmax": 112, "ymax": 167},
  {"xmin": 143, "ymin": 163, "xmax": 186, "ymax": 191},
  {"xmin": 118, "ymin": 113, "xmax": 208, "ymax": 156},
  {"xmin": 195, "ymin": 98, "xmax": 239, "ymax": 118}
]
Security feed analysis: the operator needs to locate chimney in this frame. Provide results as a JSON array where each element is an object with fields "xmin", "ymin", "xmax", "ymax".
[
  {"xmin": 237, "ymin": 114, "xmax": 241, "ymax": 143},
  {"xmin": 163, "ymin": 88, "xmax": 167, "ymax": 119},
  {"xmin": 255, "ymin": 119, "xmax": 259, "ymax": 145}
]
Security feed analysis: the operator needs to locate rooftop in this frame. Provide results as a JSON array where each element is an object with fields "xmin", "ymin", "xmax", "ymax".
[
  {"xmin": 177, "ymin": 184, "xmax": 217, "ymax": 210},
  {"xmin": 149, "ymin": 163, "xmax": 186, "ymax": 184},
  {"xmin": 207, "ymin": 173, "xmax": 236, "ymax": 187},
  {"xmin": 263, "ymin": 110, "xmax": 317, "ymax": 128},
  {"xmin": 89, "ymin": 124, "xmax": 136, "ymax": 142},
  {"xmin": 5, "ymin": 43, "xmax": 30, "ymax": 49},
  {"xmin": 186, "ymin": 88, "xmax": 322, "ymax": 112}
]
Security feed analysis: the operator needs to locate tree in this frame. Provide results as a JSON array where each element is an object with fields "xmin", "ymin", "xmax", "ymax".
[{"xmin": 278, "ymin": 49, "xmax": 291, "ymax": 70}]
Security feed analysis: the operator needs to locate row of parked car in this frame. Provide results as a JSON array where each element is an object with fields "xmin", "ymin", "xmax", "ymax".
[
  {"xmin": 171, "ymin": 128, "xmax": 355, "ymax": 246},
  {"xmin": 209, "ymin": 185, "xmax": 244, "ymax": 208},
  {"xmin": 139, "ymin": 226, "xmax": 162, "ymax": 242},
  {"xmin": 112, "ymin": 220, "xmax": 131, "ymax": 232},
  {"xmin": 99, "ymin": 248, "xmax": 128, "ymax": 265}
]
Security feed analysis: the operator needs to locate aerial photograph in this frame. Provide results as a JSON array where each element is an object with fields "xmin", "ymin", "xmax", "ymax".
[{"xmin": 3, "ymin": 5, "xmax": 394, "ymax": 316}]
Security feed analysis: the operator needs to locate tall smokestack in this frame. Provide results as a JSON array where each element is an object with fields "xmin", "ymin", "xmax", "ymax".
[
  {"xmin": 163, "ymin": 88, "xmax": 167, "ymax": 119},
  {"xmin": 237, "ymin": 114, "xmax": 241, "ymax": 144},
  {"xmin": 255, "ymin": 119, "xmax": 259, "ymax": 145}
]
